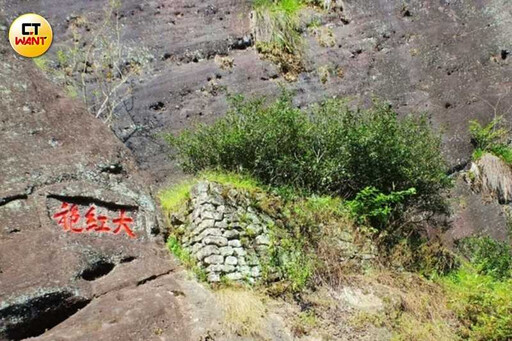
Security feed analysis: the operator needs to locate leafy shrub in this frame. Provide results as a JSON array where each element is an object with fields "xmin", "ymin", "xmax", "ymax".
[
  {"xmin": 469, "ymin": 116, "xmax": 512, "ymax": 163},
  {"xmin": 346, "ymin": 186, "xmax": 416, "ymax": 229},
  {"xmin": 167, "ymin": 92, "xmax": 450, "ymax": 215},
  {"xmin": 457, "ymin": 236, "xmax": 512, "ymax": 280},
  {"xmin": 263, "ymin": 229, "xmax": 315, "ymax": 293}
]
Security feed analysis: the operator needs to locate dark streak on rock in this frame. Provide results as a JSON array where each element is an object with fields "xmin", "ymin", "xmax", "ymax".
[
  {"xmin": 0, "ymin": 194, "xmax": 28, "ymax": 207},
  {"xmin": 47, "ymin": 194, "xmax": 138, "ymax": 211},
  {"xmin": 136, "ymin": 270, "xmax": 173, "ymax": 286},
  {"xmin": 447, "ymin": 159, "xmax": 470, "ymax": 175},
  {"xmin": 80, "ymin": 260, "xmax": 116, "ymax": 281}
]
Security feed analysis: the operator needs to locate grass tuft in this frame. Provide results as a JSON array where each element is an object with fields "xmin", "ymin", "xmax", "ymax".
[
  {"xmin": 253, "ymin": 0, "xmax": 305, "ymax": 80},
  {"xmin": 216, "ymin": 288, "xmax": 267, "ymax": 337},
  {"xmin": 159, "ymin": 171, "xmax": 263, "ymax": 214}
]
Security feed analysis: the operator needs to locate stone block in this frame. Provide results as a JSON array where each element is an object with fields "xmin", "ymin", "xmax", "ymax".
[
  {"xmin": 210, "ymin": 195, "xmax": 224, "ymax": 206},
  {"xmin": 213, "ymin": 212, "xmax": 224, "ymax": 221},
  {"xmin": 225, "ymin": 256, "xmax": 238, "ymax": 265},
  {"xmin": 201, "ymin": 210, "xmax": 215, "ymax": 220},
  {"xmin": 215, "ymin": 220, "xmax": 228, "ymax": 229},
  {"xmin": 255, "ymin": 235, "xmax": 270, "ymax": 245},
  {"xmin": 196, "ymin": 193, "xmax": 210, "ymax": 205},
  {"xmin": 190, "ymin": 182, "xmax": 209, "ymax": 197},
  {"xmin": 239, "ymin": 265, "xmax": 251, "ymax": 275},
  {"xmin": 219, "ymin": 246, "xmax": 234, "ymax": 256},
  {"xmin": 206, "ymin": 264, "xmax": 223, "ymax": 273},
  {"xmin": 225, "ymin": 272, "xmax": 243, "ymax": 281},
  {"xmin": 204, "ymin": 255, "xmax": 224, "ymax": 265},
  {"xmin": 233, "ymin": 247, "xmax": 246, "ymax": 257},
  {"xmin": 196, "ymin": 245, "xmax": 219, "ymax": 261},
  {"xmin": 223, "ymin": 230, "xmax": 239, "ymax": 239},
  {"xmin": 193, "ymin": 227, "xmax": 221, "ymax": 242},
  {"xmin": 228, "ymin": 240, "xmax": 242, "ymax": 248},
  {"xmin": 247, "ymin": 212, "xmax": 261, "ymax": 224},
  {"xmin": 203, "ymin": 236, "xmax": 228, "ymax": 247},
  {"xmin": 194, "ymin": 219, "xmax": 215, "ymax": 234},
  {"xmin": 251, "ymin": 266, "xmax": 261, "ymax": 277},
  {"xmin": 222, "ymin": 264, "xmax": 236, "ymax": 273},
  {"xmin": 246, "ymin": 224, "xmax": 262, "ymax": 235},
  {"xmin": 208, "ymin": 272, "xmax": 220, "ymax": 282},
  {"xmin": 191, "ymin": 242, "xmax": 203, "ymax": 254}
]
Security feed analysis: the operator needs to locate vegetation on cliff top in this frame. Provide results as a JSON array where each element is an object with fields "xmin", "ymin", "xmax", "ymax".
[{"xmin": 166, "ymin": 92, "xmax": 450, "ymax": 216}]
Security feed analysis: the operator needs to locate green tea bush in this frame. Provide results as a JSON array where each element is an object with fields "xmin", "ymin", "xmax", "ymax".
[
  {"xmin": 346, "ymin": 186, "xmax": 416, "ymax": 229},
  {"xmin": 167, "ymin": 93, "xmax": 449, "ymax": 214}
]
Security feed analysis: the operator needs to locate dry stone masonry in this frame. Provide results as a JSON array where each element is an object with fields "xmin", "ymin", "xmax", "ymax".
[
  {"xmin": 170, "ymin": 181, "xmax": 378, "ymax": 284},
  {"xmin": 171, "ymin": 182, "xmax": 273, "ymax": 283}
]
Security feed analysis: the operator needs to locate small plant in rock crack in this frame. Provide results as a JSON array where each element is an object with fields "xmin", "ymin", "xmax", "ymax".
[
  {"xmin": 469, "ymin": 116, "xmax": 512, "ymax": 163},
  {"xmin": 252, "ymin": 0, "xmax": 306, "ymax": 80}
]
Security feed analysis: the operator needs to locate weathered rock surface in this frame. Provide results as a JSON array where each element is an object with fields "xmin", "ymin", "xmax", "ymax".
[
  {"xmin": 3, "ymin": 0, "xmax": 512, "ymax": 185},
  {"xmin": 472, "ymin": 153, "xmax": 512, "ymax": 204},
  {"xmin": 0, "ymin": 40, "xmax": 309, "ymax": 341},
  {"xmin": 0, "ymin": 46, "xmax": 190, "ymax": 340},
  {"xmin": 445, "ymin": 155, "xmax": 512, "ymax": 243},
  {"xmin": 1, "ymin": 0, "xmax": 512, "ymax": 339}
]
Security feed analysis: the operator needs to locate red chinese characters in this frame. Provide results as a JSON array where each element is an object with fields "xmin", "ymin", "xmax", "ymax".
[
  {"xmin": 112, "ymin": 210, "xmax": 135, "ymax": 238},
  {"xmin": 53, "ymin": 202, "xmax": 83, "ymax": 233},
  {"xmin": 52, "ymin": 203, "xmax": 136, "ymax": 238}
]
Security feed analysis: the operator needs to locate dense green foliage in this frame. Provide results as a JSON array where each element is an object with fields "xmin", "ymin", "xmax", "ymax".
[
  {"xmin": 469, "ymin": 116, "xmax": 512, "ymax": 163},
  {"xmin": 442, "ymin": 266, "xmax": 512, "ymax": 341},
  {"xmin": 439, "ymin": 237, "xmax": 512, "ymax": 340},
  {"xmin": 458, "ymin": 236, "xmax": 512, "ymax": 280},
  {"xmin": 167, "ymin": 93, "xmax": 449, "ymax": 214},
  {"xmin": 346, "ymin": 186, "xmax": 416, "ymax": 229}
]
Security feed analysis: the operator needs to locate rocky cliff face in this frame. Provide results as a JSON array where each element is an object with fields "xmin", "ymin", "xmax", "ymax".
[
  {"xmin": 3, "ymin": 0, "xmax": 512, "ymax": 184},
  {"xmin": 0, "ymin": 44, "xmax": 192, "ymax": 340},
  {"xmin": 1, "ymin": 0, "xmax": 512, "ymax": 339}
]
